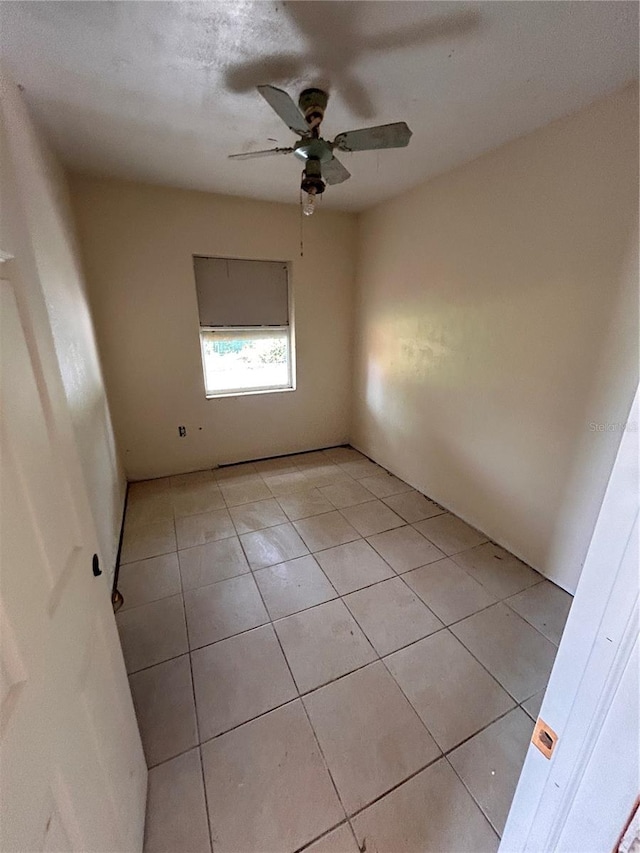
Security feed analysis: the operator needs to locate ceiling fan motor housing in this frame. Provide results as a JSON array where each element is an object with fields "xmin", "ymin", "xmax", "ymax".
[
  {"xmin": 301, "ymin": 158, "xmax": 326, "ymax": 195},
  {"xmin": 298, "ymin": 88, "xmax": 328, "ymax": 129}
]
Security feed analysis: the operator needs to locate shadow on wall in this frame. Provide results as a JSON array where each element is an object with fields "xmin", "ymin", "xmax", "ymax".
[
  {"xmin": 223, "ymin": 2, "xmax": 481, "ymax": 119},
  {"xmin": 2, "ymin": 79, "xmax": 126, "ymax": 573},
  {"xmin": 544, "ymin": 222, "xmax": 639, "ymax": 590}
]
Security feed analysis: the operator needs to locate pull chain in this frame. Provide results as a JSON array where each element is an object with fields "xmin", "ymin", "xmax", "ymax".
[{"xmin": 299, "ymin": 187, "xmax": 304, "ymax": 258}]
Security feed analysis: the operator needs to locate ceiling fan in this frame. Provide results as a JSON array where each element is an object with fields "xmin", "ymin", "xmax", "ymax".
[{"xmin": 229, "ymin": 85, "xmax": 413, "ymax": 215}]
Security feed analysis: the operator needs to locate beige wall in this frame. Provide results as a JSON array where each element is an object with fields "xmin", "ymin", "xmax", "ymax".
[
  {"xmin": 1, "ymin": 75, "xmax": 126, "ymax": 582},
  {"xmin": 70, "ymin": 177, "xmax": 357, "ymax": 481},
  {"xmin": 352, "ymin": 85, "xmax": 639, "ymax": 593}
]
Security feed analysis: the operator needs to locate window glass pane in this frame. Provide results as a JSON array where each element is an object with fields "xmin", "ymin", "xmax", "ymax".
[{"xmin": 201, "ymin": 329, "xmax": 290, "ymax": 395}]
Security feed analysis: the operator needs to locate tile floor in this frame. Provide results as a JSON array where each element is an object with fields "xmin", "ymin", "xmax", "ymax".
[{"xmin": 116, "ymin": 446, "xmax": 573, "ymax": 853}]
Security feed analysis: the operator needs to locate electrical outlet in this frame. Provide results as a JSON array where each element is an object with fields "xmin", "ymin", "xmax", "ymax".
[{"xmin": 178, "ymin": 426, "xmax": 186, "ymax": 437}]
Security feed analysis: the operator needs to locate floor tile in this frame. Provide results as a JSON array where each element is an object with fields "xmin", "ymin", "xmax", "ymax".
[
  {"xmin": 343, "ymin": 577, "xmax": 442, "ymax": 656},
  {"xmin": 121, "ymin": 517, "xmax": 176, "ymax": 564},
  {"xmin": 125, "ymin": 491, "xmax": 174, "ymax": 529},
  {"xmin": 323, "ymin": 447, "xmax": 366, "ymax": 464},
  {"xmin": 367, "ymin": 526, "xmax": 445, "ymax": 573},
  {"xmin": 191, "ymin": 625, "xmax": 297, "ymax": 740},
  {"xmin": 404, "ymin": 558, "xmax": 497, "ymax": 625},
  {"xmin": 175, "ymin": 509, "xmax": 235, "ymax": 550},
  {"xmin": 293, "ymin": 511, "xmax": 360, "ymax": 552},
  {"xmin": 304, "ymin": 662, "xmax": 440, "ymax": 813},
  {"xmin": 340, "ymin": 500, "xmax": 404, "ymax": 537},
  {"xmin": 219, "ymin": 478, "xmax": 272, "ymax": 506},
  {"xmin": 304, "ymin": 825, "xmax": 360, "ymax": 853},
  {"xmin": 254, "ymin": 555, "xmax": 337, "ymax": 619},
  {"xmin": 253, "ymin": 456, "xmax": 300, "ymax": 475},
  {"xmin": 506, "ymin": 580, "xmax": 572, "ymax": 645},
  {"xmin": 382, "ymin": 490, "xmax": 445, "ymax": 523},
  {"xmin": 451, "ymin": 603, "xmax": 557, "ymax": 702},
  {"xmin": 178, "ymin": 537, "xmax": 249, "ymax": 591},
  {"xmin": 522, "ymin": 689, "xmax": 545, "ymax": 721},
  {"xmin": 448, "ymin": 708, "xmax": 534, "ymax": 835},
  {"xmin": 452, "ymin": 542, "xmax": 541, "ymax": 599},
  {"xmin": 229, "ymin": 497, "xmax": 288, "ymax": 534},
  {"xmin": 240, "ymin": 522, "xmax": 309, "ymax": 569},
  {"xmin": 184, "ymin": 574, "xmax": 268, "ymax": 649},
  {"xmin": 201, "ymin": 701, "xmax": 344, "ymax": 853},
  {"xmin": 385, "ymin": 631, "xmax": 514, "ymax": 751},
  {"xmin": 277, "ymin": 488, "xmax": 334, "ymax": 521},
  {"xmin": 263, "ymin": 470, "xmax": 310, "ymax": 496},
  {"xmin": 128, "ymin": 477, "xmax": 173, "ymax": 499},
  {"xmin": 171, "ymin": 481, "xmax": 225, "ymax": 518},
  {"xmin": 289, "ymin": 450, "xmax": 330, "ymax": 466},
  {"xmin": 351, "ymin": 758, "xmax": 499, "ymax": 853},
  {"xmin": 213, "ymin": 462, "xmax": 259, "ymax": 481},
  {"xmin": 144, "ymin": 748, "xmax": 211, "ymax": 853},
  {"xmin": 338, "ymin": 460, "xmax": 385, "ymax": 480},
  {"xmin": 119, "ymin": 553, "xmax": 181, "ymax": 610},
  {"xmin": 116, "ymin": 594, "xmax": 188, "ymax": 673},
  {"xmin": 414, "ymin": 512, "xmax": 487, "ymax": 556},
  {"xmin": 170, "ymin": 470, "xmax": 215, "ymax": 487},
  {"xmin": 315, "ymin": 539, "xmax": 395, "ymax": 595},
  {"xmin": 319, "ymin": 479, "xmax": 376, "ymax": 509},
  {"xmin": 360, "ymin": 472, "xmax": 413, "ymax": 498},
  {"xmin": 275, "ymin": 599, "xmax": 376, "ymax": 693},
  {"xmin": 129, "ymin": 655, "xmax": 197, "ymax": 767},
  {"xmin": 302, "ymin": 467, "xmax": 353, "ymax": 489}
]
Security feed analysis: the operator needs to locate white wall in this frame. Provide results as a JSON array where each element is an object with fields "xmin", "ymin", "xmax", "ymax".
[
  {"xmin": 501, "ymin": 389, "xmax": 638, "ymax": 853},
  {"xmin": 69, "ymin": 176, "xmax": 357, "ymax": 481},
  {"xmin": 352, "ymin": 85, "xmax": 639, "ymax": 593},
  {"xmin": 1, "ymin": 73, "xmax": 126, "ymax": 583}
]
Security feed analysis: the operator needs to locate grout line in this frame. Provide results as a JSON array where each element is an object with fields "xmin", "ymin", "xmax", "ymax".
[
  {"xmin": 146, "ymin": 742, "xmax": 206, "ymax": 772},
  {"xmin": 444, "ymin": 753, "xmax": 504, "ymax": 841},
  {"xmin": 442, "ymin": 704, "xmax": 522, "ymax": 758},
  {"xmin": 178, "ymin": 564, "xmax": 216, "ymax": 853},
  {"xmin": 333, "ymin": 584, "xmax": 447, "ymax": 762},
  {"xmin": 343, "ymin": 752, "xmax": 445, "ymax": 822},
  {"xmin": 127, "ymin": 649, "xmax": 191, "ymax": 677},
  {"xmin": 197, "ymin": 745, "xmax": 215, "ymax": 853},
  {"xmin": 232, "ymin": 531, "xmax": 356, "ymax": 837},
  {"xmin": 142, "ymin": 499, "xmax": 214, "ymax": 849},
  {"xmin": 293, "ymin": 819, "xmax": 358, "ymax": 853},
  {"xmin": 298, "ymin": 696, "xmax": 358, "ymax": 844}
]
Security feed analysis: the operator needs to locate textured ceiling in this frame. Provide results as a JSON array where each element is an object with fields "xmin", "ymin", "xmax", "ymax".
[{"xmin": 1, "ymin": 1, "xmax": 637, "ymax": 211}]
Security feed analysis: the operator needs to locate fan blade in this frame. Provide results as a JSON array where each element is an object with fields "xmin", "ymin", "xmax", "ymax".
[
  {"xmin": 334, "ymin": 122, "xmax": 412, "ymax": 152},
  {"xmin": 228, "ymin": 147, "xmax": 294, "ymax": 160},
  {"xmin": 322, "ymin": 156, "xmax": 351, "ymax": 186},
  {"xmin": 257, "ymin": 85, "xmax": 309, "ymax": 136}
]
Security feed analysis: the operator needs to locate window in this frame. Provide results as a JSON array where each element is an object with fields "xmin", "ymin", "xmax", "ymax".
[{"xmin": 193, "ymin": 256, "xmax": 294, "ymax": 398}]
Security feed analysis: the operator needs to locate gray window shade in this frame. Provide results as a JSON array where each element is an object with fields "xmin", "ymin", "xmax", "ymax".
[{"xmin": 194, "ymin": 257, "xmax": 289, "ymax": 327}]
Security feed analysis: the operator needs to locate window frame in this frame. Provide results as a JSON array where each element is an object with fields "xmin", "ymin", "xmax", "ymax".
[
  {"xmin": 199, "ymin": 325, "xmax": 295, "ymax": 399},
  {"xmin": 194, "ymin": 257, "xmax": 296, "ymax": 400}
]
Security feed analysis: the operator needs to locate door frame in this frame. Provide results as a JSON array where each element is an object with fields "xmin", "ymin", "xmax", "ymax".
[{"xmin": 500, "ymin": 386, "xmax": 639, "ymax": 851}]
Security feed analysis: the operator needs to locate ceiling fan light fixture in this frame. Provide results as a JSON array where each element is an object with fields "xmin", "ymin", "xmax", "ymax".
[
  {"xmin": 303, "ymin": 188, "xmax": 317, "ymax": 216},
  {"xmin": 301, "ymin": 158, "xmax": 325, "ymax": 215}
]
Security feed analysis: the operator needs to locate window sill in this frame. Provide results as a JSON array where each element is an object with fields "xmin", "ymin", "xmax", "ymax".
[{"xmin": 205, "ymin": 386, "xmax": 296, "ymax": 400}]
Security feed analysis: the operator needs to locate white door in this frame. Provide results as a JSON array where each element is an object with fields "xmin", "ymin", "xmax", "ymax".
[{"xmin": 0, "ymin": 257, "xmax": 147, "ymax": 851}]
